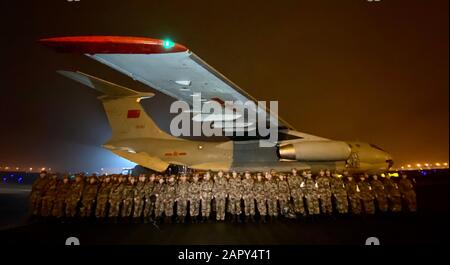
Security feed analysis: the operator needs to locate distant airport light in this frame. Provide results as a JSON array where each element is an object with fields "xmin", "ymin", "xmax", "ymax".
[
  {"xmin": 424, "ymin": 163, "xmax": 429, "ymax": 167},
  {"xmin": 41, "ymin": 167, "xmax": 46, "ymax": 171},
  {"xmin": 407, "ymin": 164, "xmax": 411, "ymax": 168},
  {"xmin": 444, "ymin": 163, "xmax": 448, "ymax": 166},
  {"xmin": 435, "ymin": 163, "xmax": 441, "ymax": 166},
  {"xmin": 5, "ymin": 166, "xmax": 9, "ymax": 170},
  {"xmin": 163, "ymin": 40, "xmax": 175, "ymax": 49},
  {"xmin": 29, "ymin": 167, "xmax": 33, "ymax": 171},
  {"xmin": 416, "ymin": 164, "xmax": 421, "ymax": 167}
]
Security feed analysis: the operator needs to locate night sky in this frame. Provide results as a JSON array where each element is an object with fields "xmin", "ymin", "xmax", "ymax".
[{"xmin": 0, "ymin": 0, "xmax": 448, "ymax": 172}]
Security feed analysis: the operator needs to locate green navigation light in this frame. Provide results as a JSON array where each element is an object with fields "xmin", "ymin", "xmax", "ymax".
[{"xmin": 163, "ymin": 39, "xmax": 175, "ymax": 49}]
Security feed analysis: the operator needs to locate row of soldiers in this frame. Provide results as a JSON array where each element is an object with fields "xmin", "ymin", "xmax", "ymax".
[{"xmin": 29, "ymin": 168, "xmax": 417, "ymax": 223}]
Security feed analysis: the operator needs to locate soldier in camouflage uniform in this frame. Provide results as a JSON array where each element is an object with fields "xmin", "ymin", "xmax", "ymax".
[
  {"xmin": 143, "ymin": 174, "xmax": 156, "ymax": 222},
  {"xmin": 227, "ymin": 171, "xmax": 243, "ymax": 223},
  {"xmin": 41, "ymin": 174, "xmax": 59, "ymax": 217},
  {"xmin": 176, "ymin": 174, "xmax": 190, "ymax": 223},
  {"xmin": 370, "ymin": 174, "xmax": 388, "ymax": 213},
  {"xmin": 304, "ymin": 171, "xmax": 320, "ymax": 215},
  {"xmin": 108, "ymin": 175, "xmax": 125, "ymax": 220},
  {"xmin": 163, "ymin": 175, "xmax": 177, "ymax": 223},
  {"xmin": 95, "ymin": 175, "xmax": 112, "ymax": 219},
  {"xmin": 52, "ymin": 175, "xmax": 71, "ymax": 219},
  {"xmin": 154, "ymin": 176, "xmax": 166, "ymax": 221},
  {"xmin": 254, "ymin": 173, "xmax": 267, "ymax": 222},
  {"xmin": 317, "ymin": 170, "xmax": 333, "ymax": 215},
  {"xmin": 121, "ymin": 175, "xmax": 136, "ymax": 219},
  {"xmin": 287, "ymin": 168, "xmax": 306, "ymax": 217},
  {"xmin": 80, "ymin": 176, "xmax": 99, "ymax": 218},
  {"xmin": 188, "ymin": 173, "xmax": 201, "ymax": 223},
  {"xmin": 330, "ymin": 173, "xmax": 348, "ymax": 214},
  {"xmin": 132, "ymin": 174, "xmax": 147, "ymax": 221},
  {"xmin": 200, "ymin": 172, "xmax": 214, "ymax": 222},
  {"xmin": 265, "ymin": 171, "xmax": 279, "ymax": 220},
  {"xmin": 30, "ymin": 170, "xmax": 49, "ymax": 216},
  {"xmin": 384, "ymin": 174, "xmax": 402, "ymax": 212},
  {"xmin": 212, "ymin": 170, "xmax": 228, "ymax": 221},
  {"xmin": 345, "ymin": 174, "xmax": 362, "ymax": 215},
  {"xmin": 241, "ymin": 171, "xmax": 255, "ymax": 222},
  {"xmin": 65, "ymin": 175, "xmax": 84, "ymax": 218},
  {"xmin": 359, "ymin": 175, "xmax": 375, "ymax": 214},
  {"xmin": 399, "ymin": 174, "xmax": 417, "ymax": 212},
  {"xmin": 277, "ymin": 173, "xmax": 290, "ymax": 217}
]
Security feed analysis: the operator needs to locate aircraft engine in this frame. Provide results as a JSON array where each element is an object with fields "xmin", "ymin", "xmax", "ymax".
[{"xmin": 277, "ymin": 141, "xmax": 351, "ymax": 161}]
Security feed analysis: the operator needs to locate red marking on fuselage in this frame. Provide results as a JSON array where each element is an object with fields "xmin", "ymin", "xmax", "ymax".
[{"xmin": 127, "ymin": 109, "xmax": 141, "ymax": 118}]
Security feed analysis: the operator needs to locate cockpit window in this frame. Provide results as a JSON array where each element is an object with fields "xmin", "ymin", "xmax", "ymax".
[{"xmin": 370, "ymin": 144, "xmax": 385, "ymax": 151}]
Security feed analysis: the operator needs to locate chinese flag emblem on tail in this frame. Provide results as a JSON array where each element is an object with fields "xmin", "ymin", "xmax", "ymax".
[{"xmin": 127, "ymin": 109, "xmax": 141, "ymax": 118}]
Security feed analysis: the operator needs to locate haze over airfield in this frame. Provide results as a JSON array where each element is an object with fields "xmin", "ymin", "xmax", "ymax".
[{"xmin": 0, "ymin": 0, "xmax": 448, "ymax": 172}]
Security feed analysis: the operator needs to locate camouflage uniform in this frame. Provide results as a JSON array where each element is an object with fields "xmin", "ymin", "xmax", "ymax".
[
  {"xmin": 163, "ymin": 179, "xmax": 177, "ymax": 217},
  {"xmin": 212, "ymin": 175, "xmax": 228, "ymax": 221},
  {"xmin": 41, "ymin": 176, "xmax": 58, "ymax": 217},
  {"xmin": 227, "ymin": 175, "xmax": 243, "ymax": 216},
  {"xmin": 384, "ymin": 178, "xmax": 402, "ymax": 212},
  {"xmin": 108, "ymin": 180, "xmax": 125, "ymax": 218},
  {"xmin": 277, "ymin": 177, "xmax": 290, "ymax": 216},
  {"xmin": 254, "ymin": 179, "xmax": 266, "ymax": 216},
  {"xmin": 153, "ymin": 180, "xmax": 165, "ymax": 218},
  {"xmin": 359, "ymin": 179, "xmax": 375, "ymax": 214},
  {"xmin": 121, "ymin": 180, "xmax": 135, "ymax": 217},
  {"xmin": 52, "ymin": 178, "xmax": 71, "ymax": 218},
  {"xmin": 30, "ymin": 175, "xmax": 49, "ymax": 216},
  {"xmin": 370, "ymin": 178, "xmax": 388, "ymax": 212},
  {"xmin": 176, "ymin": 178, "xmax": 190, "ymax": 218},
  {"xmin": 188, "ymin": 177, "xmax": 201, "ymax": 218},
  {"xmin": 345, "ymin": 179, "xmax": 362, "ymax": 214},
  {"xmin": 264, "ymin": 177, "xmax": 278, "ymax": 217},
  {"xmin": 241, "ymin": 176, "xmax": 255, "ymax": 217},
  {"xmin": 80, "ymin": 179, "xmax": 99, "ymax": 218},
  {"xmin": 200, "ymin": 177, "xmax": 214, "ymax": 218},
  {"xmin": 133, "ymin": 180, "xmax": 147, "ymax": 218},
  {"xmin": 287, "ymin": 174, "xmax": 306, "ymax": 216},
  {"xmin": 65, "ymin": 178, "xmax": 84, "ymax": 218},
  {"xmin": 95, "ymin": 179, "xmax": 112, "ymax": 218},
  {"xmin": 399, "ymin": 177, "xmax": 417, "ymax": 212},
  {"xmin": 330, "ymin": 176, "xmax": 348, "ymax": 214},
  {"xmin": 316, "ymin": 174, "xmax": 333, "ymax": 214},
  {"xmin": 305, "ymin": 176, "xmax": 320, "ymax": 215},
  {"xmin": 143, "ymin": 179, "xmax": 155, "ymax": 218}
]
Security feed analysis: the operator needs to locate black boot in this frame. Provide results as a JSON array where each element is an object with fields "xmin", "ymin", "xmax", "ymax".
[{"xmin": 261, "ymin": 216, "xmax": 267, "ymax": 224}]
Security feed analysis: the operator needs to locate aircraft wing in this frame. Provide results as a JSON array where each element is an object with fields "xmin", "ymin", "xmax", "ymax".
[{"xmin": 40, "ymin": 36, "xmax": 297, "ymax": 132}]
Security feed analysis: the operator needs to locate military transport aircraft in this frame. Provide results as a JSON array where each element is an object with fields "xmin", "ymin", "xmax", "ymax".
[{"xmin": 40, "ymin": 36, "xmax": 393, "ymax": 174}]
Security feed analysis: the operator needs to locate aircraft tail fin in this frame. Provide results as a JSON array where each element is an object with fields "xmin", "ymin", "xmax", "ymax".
[{"xmin": 58, "ymin": 70, "xmax": 177, "ymax": 142}]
